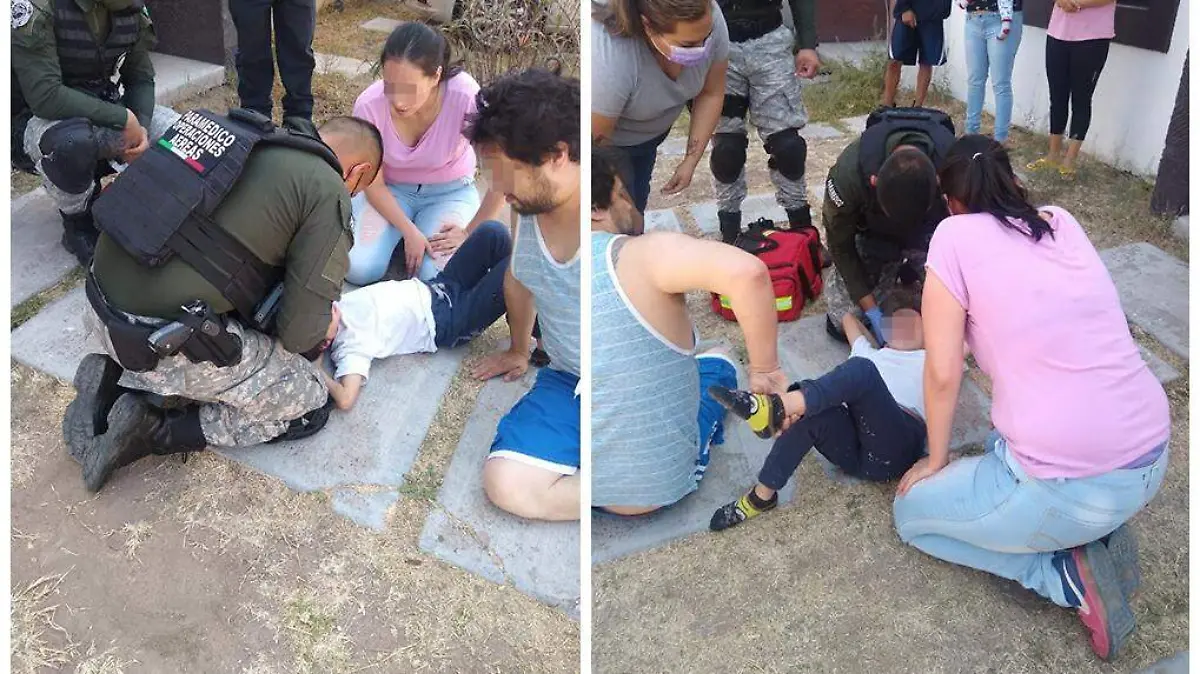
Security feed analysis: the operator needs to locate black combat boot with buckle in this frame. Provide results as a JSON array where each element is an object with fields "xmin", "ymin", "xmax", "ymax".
[
  {"xmin": 785, "ymin": 205, "xmax": 831, "ymax": 269},
  {"xmin": 81, "ymin": 394, "xmax": 207, "ymax": 493},
  {"xmin": 718, "ymin": 210, "xmax": 741, "ymax": 245},
  {"xmin": 62, "ymin": 353, "xmax": 128, "ymax": 463},
  {"xmin": 61, "ymin": 209, "xmax": 100, "ymax": 266}
]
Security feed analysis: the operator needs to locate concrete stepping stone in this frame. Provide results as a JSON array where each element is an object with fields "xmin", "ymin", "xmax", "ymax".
[
  {"xmin": 314, "ymin": 52, "xmax": 374, "ymax": 79},
  {"xmin": 592, "ymin": 357, "xmax": 798, "ymax": 564},
  {"xmin": 1100, "ymin": 243, "xmax": 1189, "ymax": 359},
  {"xmin": 11, "ymin": 189, "xmax": 77, "ymax": 308},
  {"xmin": 419, "ymin": 369, "xmax": 580, "ymax": 615},
  {"xmin": 644, "ymin": 208, "xmax": 682, "ymax": 234},
  {"xmin": 1136, "ymin": 652, "xmax": 1189, "ymax": 674},
  {"xmin": 149, "ymin": 52, "xmax": 226, "ymax": 107},
  {"xmin": 800, "ymin": 123, "xmax": 843, "ymax": 140},
  {"xmin": 689, "ymin": 193, "xmax": 787, "ymax": 235},
  {"xmin": 1139, "ymin": 345, "xmax": 1181, "ymax": 385},
  {"xmin": 11, "ymin": 286, "xmax": 463, "ymax": 531},
  {"xmin": 361, "ymin": 16, "xmax": 403, "ymax": 33},
  {"xmin": 841, "ymin": 115, "xmax": 869, "ymax": 135}
]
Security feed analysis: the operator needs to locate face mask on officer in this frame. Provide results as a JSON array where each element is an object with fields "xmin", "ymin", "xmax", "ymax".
[{"xmin": 341, "ymin": 161, "xmax": 372, "ymax": 198}]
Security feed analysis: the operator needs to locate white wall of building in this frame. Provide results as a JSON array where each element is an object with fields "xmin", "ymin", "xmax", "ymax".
[{"xmin": 904, "ymin": 2, "xmax": 1189, "ymax": 176}]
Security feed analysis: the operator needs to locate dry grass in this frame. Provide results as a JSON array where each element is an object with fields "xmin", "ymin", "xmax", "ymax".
[
  {"xmin": 11, "ymin": 170, "xmax": 41, "ymax": 198},
  {"xmin": 596, "ymin": 59, "xmax": 1189, "ymax": 673},
  {"xmin": 12, "ymin": 572, "xmax": 77, "ymax": 674}
]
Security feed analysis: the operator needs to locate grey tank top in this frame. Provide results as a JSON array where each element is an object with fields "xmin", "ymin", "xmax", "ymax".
[
  {"xmin": 591, "ymin": 231, "xmax": 704, "ymax": 507},
  {"xmin": 511, "ymin": 214, "xmax": 581, "ymax": 378}
]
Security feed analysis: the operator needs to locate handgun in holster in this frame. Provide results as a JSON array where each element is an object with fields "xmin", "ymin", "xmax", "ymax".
[{"xmin": 147, "ymin": 300, "xmax": 242, "ymax": 368}]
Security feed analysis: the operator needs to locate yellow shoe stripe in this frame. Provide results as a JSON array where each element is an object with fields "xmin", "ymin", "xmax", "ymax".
[
  {"xmin": 737, "ymin": 494, "xmax": 762, "ymax": 518},
  {"xmin": 746, "ymin": 394, "xmax": 772, "ymax": 434}
]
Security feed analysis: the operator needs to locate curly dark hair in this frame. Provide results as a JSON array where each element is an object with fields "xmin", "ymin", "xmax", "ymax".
[
  {"xmin": 465, "ymin": 68, "xmax": 580, "ymax": 167},
  {"xmin": 592, "ymin": 145, "xmax": 633, "ymax": 211}
]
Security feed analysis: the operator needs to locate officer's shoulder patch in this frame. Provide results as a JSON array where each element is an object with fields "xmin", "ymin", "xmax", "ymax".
[
  {"xmin": 11, "ymin": 0, "xmax": 34, "ymax": 29},
  {"xmin": 825, "ymin": 177, "xmax": 845, "ymax": 209}
]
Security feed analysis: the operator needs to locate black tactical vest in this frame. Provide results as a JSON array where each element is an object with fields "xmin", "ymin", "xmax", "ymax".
[
  {"xmin": 854, "ymin": 107, "xmax": 956, "ymax": 253},
  {"xmin": 719, "ymin": 0, "xmax": 786, "ymax": 43},
  {"xmin": 53, "ymin": 0, "xmax": 140, "ymax": 100},
  {"xmin": 91, "ymin": 109, "xmax": 344, "ymax": 322}
]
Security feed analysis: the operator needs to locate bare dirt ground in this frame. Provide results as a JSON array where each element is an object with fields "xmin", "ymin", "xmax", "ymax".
[
  {"xmin": 12, "ymin": 4, "xmax": 579, "ymax": 673},
  {"xmin": 593, "ymin": 72, "xmax": 1189, "ymax": 673}
]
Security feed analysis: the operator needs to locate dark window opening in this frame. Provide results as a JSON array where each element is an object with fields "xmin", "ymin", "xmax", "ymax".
[{"xmin": 1021, "ymin": 0, "xmax": 1181, "ymax": 53}]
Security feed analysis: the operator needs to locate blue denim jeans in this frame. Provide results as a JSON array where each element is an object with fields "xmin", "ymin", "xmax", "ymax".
[
  {"xmin": 964, "ymin": 11, "xmax": 1024, "ymax": 142},
  {"xmin": 347, "ymin": 177, "xmax": 481, "ymax": 284},
  {"xmin": 428, "ymin": 220, "xmax": 511, "ymax": 349},
  {"xmin": 894, "ymin": 432, "xmax": 1168, "ymax": 607},
  {"xmin": 621, "ymin": 131, "xmax": 670, "ymax": 213}
]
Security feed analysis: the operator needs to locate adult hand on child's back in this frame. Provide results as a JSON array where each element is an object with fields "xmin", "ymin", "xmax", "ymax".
[
  {"xmin": 403, "ymin": 228, "xmax": 432, "ymax": 278},
  {"xmin": 429, "ymin": 223, "xmax": 466, "ymax": 256},
  {"xmin": 471, "ymin": 349, "xmax": 528, "ymax": 382}
]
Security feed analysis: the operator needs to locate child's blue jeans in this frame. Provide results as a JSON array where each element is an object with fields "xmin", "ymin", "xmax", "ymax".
[{"xmin": 428, "ymin": 220, "xmax": 511, "ymax": 349}]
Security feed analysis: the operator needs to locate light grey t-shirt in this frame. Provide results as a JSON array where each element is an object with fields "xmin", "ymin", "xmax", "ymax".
[{"xmin": 591, "ymin": 1, "xmax": 730, "ymax": 146}]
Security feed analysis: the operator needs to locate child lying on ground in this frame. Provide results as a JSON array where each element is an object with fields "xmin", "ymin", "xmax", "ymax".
[
  {"xmin": 322, "ymin": 220, "xmax": 511, "ymax": 410},
  {"xmin": 708, "ymin": 288, "xmax": 928, "ymax": 531}
]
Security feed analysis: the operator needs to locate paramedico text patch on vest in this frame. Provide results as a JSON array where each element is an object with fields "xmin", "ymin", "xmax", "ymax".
[{"xmin": 157, "ymin": 111, "xmax": 239, "ymax": 175}]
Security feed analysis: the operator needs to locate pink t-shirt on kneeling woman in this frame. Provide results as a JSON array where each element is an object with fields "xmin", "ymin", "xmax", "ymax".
[
  {"xmin": 926, "ymin": 207, "xmax": 1169, "ymax": 479},
  {"xmin": 353, "ymin": 71, "xmax": 480, "ymax": 186}
]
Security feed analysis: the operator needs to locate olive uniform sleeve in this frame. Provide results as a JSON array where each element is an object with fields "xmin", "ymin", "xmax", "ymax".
[
  {"xmin": 823, "ymin": 144, "xmax": 874, "ymax": 305},
  {"xmin": 120, "ymin": 10, "xmax": 158, "ymax": 129},
  {"xmin": 274, "ymin": 182, "xmax": 353, "ymax": 356},
  {"xmin": 788, "ymin": 0, "xmax": 817, "ymax": 50},
  {"xmin": 11, "ymin": 4, "xmax": 128, "ymax": 128}
]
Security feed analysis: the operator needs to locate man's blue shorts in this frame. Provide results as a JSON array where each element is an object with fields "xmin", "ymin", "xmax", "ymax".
[
  {"xmin": 695, "ymin": 353, "xmax": 739, "ymax": 482},
  {"xmin": 489, "ymin": 367, "xmax": 580, "ymax": 475},
  {"xmin": 889, "ymin": 17, "xmax": 947, "ymax": 66}
]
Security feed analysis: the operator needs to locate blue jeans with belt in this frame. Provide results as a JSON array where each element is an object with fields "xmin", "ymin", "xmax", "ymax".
[{"xmin": 894, "ymin": 432, "xmax": 1168, "ymax": 606}]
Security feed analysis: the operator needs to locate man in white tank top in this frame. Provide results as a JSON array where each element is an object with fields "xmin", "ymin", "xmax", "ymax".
[
  {"xmin": 591, "ymin": 146, "xmax": 789, "ymax": 514},
  {"xmin": 465, "ymin": 70, "xmax": 583, "ymax": 522}
]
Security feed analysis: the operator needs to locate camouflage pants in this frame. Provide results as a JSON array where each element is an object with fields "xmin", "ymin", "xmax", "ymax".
[
  {"xmin": 714, "ymin": 25, "xmax": 809, "ymax": 214},
  {"xmin": 83, "ymin": 304, "xmax": 328, "ymax": 447},
  {"xmin": 24, "ymin": 105, "xmax": 180, "ymax": 215},
  {"xmin": 823, "ymin": 245, "xmax": 929, "ymax": 324}
]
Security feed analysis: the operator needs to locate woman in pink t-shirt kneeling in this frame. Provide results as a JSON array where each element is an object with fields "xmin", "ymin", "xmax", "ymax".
[
  {"xmin": 347, "ymin": 23, "xmax": 507, "ymax": 284},
  {"xmin": 893, "ymin": 136, "xmax": 1170, "ymax": 662}
]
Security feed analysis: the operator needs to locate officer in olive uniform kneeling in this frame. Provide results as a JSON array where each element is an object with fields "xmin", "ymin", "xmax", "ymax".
[
  {"xmin": 11, "ymin": 0, "xmax": 180, "ymax": 265},
  {"xmin": 820, "ymin": 106, "xmax": 955, "ymax": 346},
  {"xmin": 62, "ymin": 110, "xmax": 383, "ymax": 493}
]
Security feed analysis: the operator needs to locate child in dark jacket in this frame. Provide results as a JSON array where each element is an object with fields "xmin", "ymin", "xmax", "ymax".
[{"xmin": 884, "ymin": 0, "xmax": 954, "ymax": 108}]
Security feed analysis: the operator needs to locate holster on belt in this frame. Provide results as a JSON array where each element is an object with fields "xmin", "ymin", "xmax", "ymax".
[{"xmin": 85, "ymin": 272, "xmax": 162, "ymax": 372}]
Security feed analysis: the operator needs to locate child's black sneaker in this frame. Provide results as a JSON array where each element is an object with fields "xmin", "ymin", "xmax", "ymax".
[
  {"xmin": 708, "ymin": 386, "xmax": 785, "ymax": 439},
  {"xmin": 710, "ymin": 490, "xmax": 778, "ymax": 531}
]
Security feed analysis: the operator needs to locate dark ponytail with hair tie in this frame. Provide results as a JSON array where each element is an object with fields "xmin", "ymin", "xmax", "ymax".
[
  {"xmin": 377, "ymin": 22, "xmax": 464, "ymax": 83},
  {"xmin": 940, "ymin": 135, "xmax": 1053, "ymax": 242}
]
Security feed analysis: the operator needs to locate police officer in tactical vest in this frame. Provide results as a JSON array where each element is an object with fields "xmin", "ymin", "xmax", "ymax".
[
  {"xmin": 711, "ymin": 0, "xmax": 825, "ymax": 254},
  {"xmin": 11, "ymin": 0, "xmax": 181, "ymax": 265},
  {"xmin": 821, "ymin": 106, "xmax": 955, "ymax": 345},
  {"xmin": 62, "ymin": 110, "xmax": 383, "ymax": 493}
]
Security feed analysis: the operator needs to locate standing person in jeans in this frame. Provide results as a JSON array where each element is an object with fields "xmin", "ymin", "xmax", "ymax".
[
  {"xmin": 229, "ymin": 0, "xmax": 317, "ymax": 123},
  {"xmin": 707, "ymin": 292, "xmax": 927, "ymax": 531},
  {"xmin": 960, "ymin": 0, "xmax": 1024, "ymax": 144},
  {"xmin": 591, "ymin": 0, "xmax": 730, "ymax": 212},
  {"xmin": 1026, "ymin": 0, "xmax": 1115, "ymax": 178},
  {"xmin": 349, "ymin": 23, "xmax": 507, "ymax": 284},
  {"xmin": 894, "ymin": 136, "xmax": 1170, "ymax": 661},
  {"xmin": 883, "ymin": 0, "xmax": 952, "ymax": 108}
]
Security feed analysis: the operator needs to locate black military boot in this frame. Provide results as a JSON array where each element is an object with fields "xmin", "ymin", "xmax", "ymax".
[
  {"xmin": 81, "ymin": 394, "xmax": 207, "ymax": 493},
  {"xmin": 62, "ymin": 353, "xmax": 127, "ymax": 463},
  {"xmin": 718, "ymin": 210, "xmax": 741, "ymax": 245},
  {"xmin": 786, "ymin": 205, "xmax": 831, "ymax": 269},
  {"xmin": 267, "ymin": 398, "xmax": 335, "ymax": 444},
  {"xmin": 60, "ymin": 209, "xmax": 100, "ymax": 267}
]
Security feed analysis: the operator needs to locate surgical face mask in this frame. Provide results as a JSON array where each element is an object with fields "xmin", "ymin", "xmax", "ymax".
[{"xmin": 650, "ymin": 32, "xmax": 712, "ymax": 67}]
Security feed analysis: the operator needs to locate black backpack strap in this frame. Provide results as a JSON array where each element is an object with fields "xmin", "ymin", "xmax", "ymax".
[{"xmin": 167, "ymin": 214, "xmax": 282, "ymax": 322}]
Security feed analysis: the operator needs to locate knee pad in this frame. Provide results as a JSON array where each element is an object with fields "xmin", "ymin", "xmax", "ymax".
[
  {"xmin": 720, "ymin": 94, "xmax": 749, "ymax": 120},
  {"xmin": 764, "ymin": 128, "xmax": 807, "ymax": 181},
  {"xmin": 38, "ymin": 118, "xmax": 101, "ymax": 194},
  {"xmin": 710, "ymin": 133, "xmax": 749, "ymax": 184}
]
